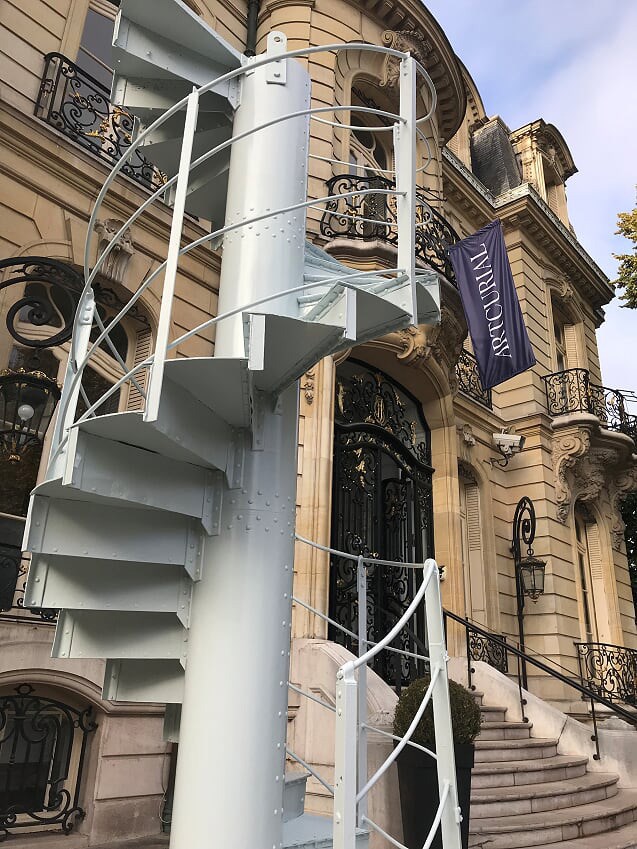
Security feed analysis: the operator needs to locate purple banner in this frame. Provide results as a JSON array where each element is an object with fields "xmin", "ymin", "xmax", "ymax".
[{"xmin": 448, "ymin": 220, "xmax": 536, "ymax": 390}]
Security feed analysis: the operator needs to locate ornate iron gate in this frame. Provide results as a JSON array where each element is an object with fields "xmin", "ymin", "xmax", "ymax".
[
  {"xmin": 0, "ymin": 685, "xmax": 96, "ymax": 839},
  {"xmin": 329, "ymin": 363, "xmax": 434, "ymax": 688}
]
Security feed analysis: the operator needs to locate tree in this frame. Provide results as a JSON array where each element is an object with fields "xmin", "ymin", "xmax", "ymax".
[{"xmin": 613, "ymin": 203, "xmax": 637, "ymax": 307}]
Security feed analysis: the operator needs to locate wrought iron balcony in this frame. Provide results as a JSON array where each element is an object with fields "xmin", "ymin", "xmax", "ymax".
[
  {"xmin": 544, "ymin": 368, "xmax": 637, "ymax": 442},
  {"xmin": 455, "ymin": 349, "xmax": 492, "ymax": 408},
  {"xmin": 35, "ymin": 53, "xmax": 165, "ymax": 190},
  {"xmin": 576, "ymin": 642, "xmax": 637, "ymax": 705},
  {"xmin": 320, "ymin": 174, "xmax": 460, "ymax": 284}
]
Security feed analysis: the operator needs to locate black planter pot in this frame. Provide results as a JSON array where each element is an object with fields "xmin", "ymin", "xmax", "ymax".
[{"xmin": 396, "ymin": 742, "xmax": 474, "ymax": 849}]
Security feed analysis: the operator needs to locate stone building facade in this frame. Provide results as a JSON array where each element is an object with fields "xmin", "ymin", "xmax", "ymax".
[{"xmin": 0, "ymin": 0, "xmax": 635, "ymax": 843}]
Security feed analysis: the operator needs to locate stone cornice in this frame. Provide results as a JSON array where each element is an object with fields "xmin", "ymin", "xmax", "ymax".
[
  {"xmin": 441, "ymin": 147, "xmax": 612, "ymax": 310},
  {"xmin": 344, "ymin": 0, "xmax": 466, "ymax": 142}
]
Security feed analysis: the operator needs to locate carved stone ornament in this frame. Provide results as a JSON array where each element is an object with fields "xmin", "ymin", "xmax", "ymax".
[
  {"xmin": 393, "ymin": 305, "xmax": 466, "ymax": 393},
  {"xmin": 610, "ymin": 468, "xmax": 637, "ymax": 550},
  {"xmin": 552, "ymin": 423, "xmax": 637, "ymax": 533},
  {"xmin": 460, "ymin": 424, "xmax": 476, "ymax": 447},
  {"xmin": 552, "ymin": 426, "xmax": 592, "ymax": 523},
  {"xmin": 94, "ymin": 218, "xmax": 135, "ymax": 286},
  {"xmin": 380, "ymin": 30, "xmax": 430, "ymax": 89},
  {"xmin": 301, "ymin": 369, "xmax": 315, "ymax": 405}
]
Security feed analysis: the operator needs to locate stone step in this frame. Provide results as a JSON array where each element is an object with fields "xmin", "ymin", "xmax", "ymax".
[
  {"xmin": 471, "ymin": 771, "xmax": 619, "ymax": 817},
  {"xmin": 474, "ymin": 737, "xmax": 559, "ymax": 763},
  {"xmin": 477, "ymin": 720, "xmax": 532, "ymax": 741},
  {"xmin": 471, "ymin": 690, "xmax": 484, "ymax": 705},
  {"xmin": 548, "ymin": 818, "xmax": 637, "ymax": 849},
  {"xmin": 471, "ymin": 754, "xmax": 589, "ymax": 788},
  {"xmin": 468, "ymin": 789, "xmax": 637, "ymax": 849},
  {"xmin": 479, "ymin": 704, "xmax": 507, "ymax": 722}
]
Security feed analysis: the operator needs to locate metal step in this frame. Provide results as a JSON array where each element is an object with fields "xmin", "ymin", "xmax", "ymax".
[
  {"xmin": 52, "ymin": 610, "xmax": 187, "ymax": 662},
  {"xmin": 282, "ymin": 814, "xmax": 368, "ymax": 848},
  {"xmin": 164, "ymin": 358, "xmax": 251, "ymax": 428},
  {"xmin": 26, "ymin": 496, "xmax": 204, "ymax": 579},
  {"xmin": 36, "ymin": 429, "xmax": 222, "ymax": 533},
  {"xmin": 76, "ymin": 376, "xmax": 239, "ymax": 483},
  {"xmin": 26, "ymin": 555, "xmax": 192, "ymax": 626},
  {"xmin": 104, "ymin": 659, "xmax": 185, "ymax": 704}
]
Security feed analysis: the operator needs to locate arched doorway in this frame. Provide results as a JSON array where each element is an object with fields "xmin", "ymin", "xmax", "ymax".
[{"xmin": 328, "ymin": 360, "xmax": 434, "ymax": 688}]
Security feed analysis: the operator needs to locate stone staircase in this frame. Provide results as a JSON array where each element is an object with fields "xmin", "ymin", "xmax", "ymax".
[{"xmin": 470, "ymin": 692, "xmax": 637, "ymax": 849}]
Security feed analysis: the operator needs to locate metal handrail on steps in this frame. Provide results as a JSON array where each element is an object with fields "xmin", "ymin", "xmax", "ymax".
[
  {"xmin": 294, "ymin": 534, "xmax": 462, "ymax": 849},
  {"xmin": 443, "ymin": 609, "xmax": 637, "ymax": 761}
]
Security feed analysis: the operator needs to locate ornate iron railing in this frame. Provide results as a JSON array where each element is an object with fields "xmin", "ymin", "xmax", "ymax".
[
  {"xmin": 544, "ymin": 368, "xmax": 637, "ymax": 443},
  {"xmin": 444, "ymin": 609, "xmax": 637, "ymax": 760},
  {"xmin": 319, "ymin": 174, "xmax": 460, "ymax": 284},
  {"xmin": 0, "ymin": 685, "xmax": 96, "ymax": 839},
  {"xmin": 455, "ymin": 349, "xmax": 492, "ymax": 408},
  {"xmin": 35, "ymin": 53, "xmax": 165, "ymax": 190},
  {"xmin": 575, "ymin": 642, "xmax": 637, "ymax": 706},
  {"xmin": 0, "ymin": 546, "xmax": 57, "ymax": 625},
  {"xmin": 467, "ymin": 627, "xmax": 508, "ymax": 674}
]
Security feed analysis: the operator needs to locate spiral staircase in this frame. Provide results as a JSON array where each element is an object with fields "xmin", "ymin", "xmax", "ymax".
[{"xmin": 21, "ymin": 1, "xmax": 452, "ymax": 847}]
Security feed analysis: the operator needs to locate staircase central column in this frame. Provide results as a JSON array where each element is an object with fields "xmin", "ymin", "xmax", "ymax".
[{"xmin": 169, "ymin": 33, "xmax": 310, "ymax": 849}]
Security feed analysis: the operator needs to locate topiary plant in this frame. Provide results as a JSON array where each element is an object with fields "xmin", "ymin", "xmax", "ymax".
[{"xmin": 393, "ymin": 675, "xmax": 481, "ymax": 747}]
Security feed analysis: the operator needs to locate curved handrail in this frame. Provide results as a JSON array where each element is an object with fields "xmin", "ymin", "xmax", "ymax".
[
  {"xmin": 51, "ymin": 265, "xmax": 407, "ymax": 455},
  {"xmin": 348, "ymin": 561, "xmax": 436, "ymax": 672},
  {"xmin": 82, "ymin": 40, "xmax": 436, "ymax": 321},
  {"xmin": 56, "ymin": 38, "xmax": 440, "ymax": 489},
  {"xmin": 356, "ymin": 662, "xmax": 441, "ymax": 802}
]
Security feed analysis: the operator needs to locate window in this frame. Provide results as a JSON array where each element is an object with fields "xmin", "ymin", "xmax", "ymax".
[
  {"xmin": 574, "ymin": 508, "xmax": 612, "ymax": 643},
  {"xmin": 459, "ymin": 470, "xmax": 486, "ymax": 624},
  {"xmin": 575, "ymin": 513, "xmax": 596, "ymax": 643},
  {"xmin": 552, "ymin": 304, "xmax": 578, "ymax": 372},
  {"xmin": 77, "ymin": 1, "xmax": 120, "ymax": 88}
]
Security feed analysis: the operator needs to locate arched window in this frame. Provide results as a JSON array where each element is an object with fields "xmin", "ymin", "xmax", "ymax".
[
  {"xmin": 329, "ymin": 360, "xmax": 433, "ymax": 689},
  {"xmin": 0, "ymin": 260, "xmax": 153, "ymax": 517}
]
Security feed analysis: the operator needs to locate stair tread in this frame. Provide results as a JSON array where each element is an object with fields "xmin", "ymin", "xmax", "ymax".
[
  {"xmin": 475, "ymin": 736, "xmax": 557, "ymax": 749},
  {"xmin": 472, "ymin": 771, "xmax": 619, "ymax": 801},
  {"xmin": 472, "ymin": 754, "xmax": 589, "ymax": 774},
  {"xmin": 479, "ymin": 721, "xmax": 531, "ymax": 729},
  {"xmin": 547, "ymin": 818, "xmax": 637, "ymax": 849},
  {"xmin": 470, "ymin": 788, "xmax": 637, "ymax": 833}
]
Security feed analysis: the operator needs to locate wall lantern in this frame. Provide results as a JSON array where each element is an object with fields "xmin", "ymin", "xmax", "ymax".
[
  {"xmin": 518, "ymin": 553, "xmax": 546, "ymax": 602},
  {"xmin": 0, "ymin": 369, "xmax": 61, "ymax": 463}
]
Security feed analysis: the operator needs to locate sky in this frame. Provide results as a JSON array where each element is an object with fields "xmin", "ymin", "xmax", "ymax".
[{"xmin": 424, "ymin": 0, "xmax": 637, "ymax": 401}]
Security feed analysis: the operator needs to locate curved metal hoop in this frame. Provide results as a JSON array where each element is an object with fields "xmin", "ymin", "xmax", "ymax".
[{"xmin": 512, "ymin": 496, "xmax": 537, "ymax": 562}]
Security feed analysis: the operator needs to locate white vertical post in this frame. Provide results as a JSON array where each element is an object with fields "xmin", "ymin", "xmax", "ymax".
[
  {"xmin": 425, "ymin": 559, "xmax": 463, "ymax": 849},
  {"xmin": 356, "ymin": 555, "xmax": 368, "ymax": 828},
  {"xmin": 334, "ymin": 662, "xmax": 358, "ymax": 849},
  {"xmin": 47, "ymin": 288, "xmax": 95, "ymax": 479},
  {"xmin": 395, "ymin": 55, "xmax": 417, "ymax": 325},
  {"xmin": 144, "ymin": 89, "xmax": 199, "ymax": 422}
]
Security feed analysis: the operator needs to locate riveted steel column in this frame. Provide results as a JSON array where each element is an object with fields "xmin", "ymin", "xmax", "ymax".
[{"xmin": 169, "ymin": 32, "xmax": 310, "ymax": 849}]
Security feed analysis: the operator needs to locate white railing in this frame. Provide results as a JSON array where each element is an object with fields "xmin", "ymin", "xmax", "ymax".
[
  {"xmin": 46, "ymin": 38, "xmax": 439, "ymax": 474},
  {"xmin": 294, "ymin": 535, "xmax": 462, "ymax": 849}
]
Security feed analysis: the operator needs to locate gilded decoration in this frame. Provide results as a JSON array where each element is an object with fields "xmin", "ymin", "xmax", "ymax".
[{"xmin": 380, "ymin": 30, "xmax": 430, "ymax": 90}]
